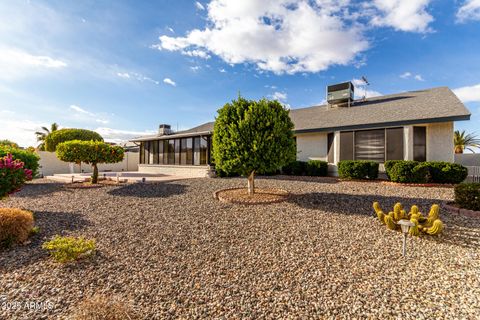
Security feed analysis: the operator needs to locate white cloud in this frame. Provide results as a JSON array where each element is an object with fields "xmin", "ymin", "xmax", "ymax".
[
  {"xmin": 352, "ymin": 78, "xmax": 382, "ymax": 99},
  {"xmin": 453, "ymin": 83, "xmax": 480, "ymax": 103},
  {"xmin": 457, "ymin": 0, "xmax": 480, "ymax": 22},
  {"xmin": 190, "ymin": 66, "xmax": 201, "ymax": 71},
  {"xmin": 94, "ymin": 127, "xmax": 156, "ymax": 144},
  {"xmin": 163, "ymin": 78, "xmax": 176, "ymax": 86},
  {"xmin": 270, "ymin": 91, "xmax": 287, "ymax": 102},
  {"xmin": 414, "ymin": 74, "xmax": 425, "ymax": 81},
  {"xmin": 153, "ymin": 0, "xmax": 368, "ymax": 74},
  {"xmin": 400, "ymin": 72, "xmax": 412, "ymax": 79},
  {"xmin": 369, "ymin": 0, "xmax": 434, "ymax": 33},
  {"xmin": 0, "ymin": 109, "xmax": 49, "ymax": 147},
  {"xmin": 70, "ymin": 104, "xmax": 110, "ymax": 124},
  {"xmin": 116, "ymin": 71, "xmax": 159, "ymax": 85},
  {"xmin": 219, "ymin": 68, "xmax": 226, "ymax": 73},
  {"xmin": 0, "ymin": 47, "xmax": 67, "ymax": 80},
  {"xmin": 167, "ymin": 27, "xmax": 175, "ymax": 33},
  {"xmin": 195, "ymin": 1, "xmax": 205, "ymax": 10}
]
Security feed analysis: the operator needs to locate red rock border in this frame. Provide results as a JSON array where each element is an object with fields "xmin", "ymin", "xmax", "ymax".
[
  {"xmin": 442, "ymin": 202, "xmax": 480, "ymax": 218},
  {"xmin": 381, "ymin": 181, "xmax": 454, "ymax": 188},
  {"xmin": 64, "ymin": 183, "xmax": 104, "ymax": 189},
  {"xmin": 214, "ymin": 187, "xmax": 289, "ymax": 205}
]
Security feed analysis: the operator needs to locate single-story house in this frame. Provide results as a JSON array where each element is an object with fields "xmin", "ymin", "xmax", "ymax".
[{"xmin": 130, "ymin": 84, "xmax": 471, "ymax": 177}]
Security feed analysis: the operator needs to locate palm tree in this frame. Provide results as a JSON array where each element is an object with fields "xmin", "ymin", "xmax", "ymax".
[
  {"xmin": 454, "ymin": 130, "xmax": 480, "ymax": 153},
  {"xmin": 35, "ymin": 122, "xmax": 59, "ymax": 150}
]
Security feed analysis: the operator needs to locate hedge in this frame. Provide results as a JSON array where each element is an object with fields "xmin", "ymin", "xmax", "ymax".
[
  {"xmin": 338, "ymin": 160, "xmax": 379, "ymax": 180},
  {"xmin": 282, "ymin": 161, "xmax": 307, "ymax": 175},
  {"xmin": 305, "ymin": 160, "xmax": 328, "ymax": 176},
  {"xmin": 385, "ymin": 160, "xmax": 467, "ymax": 184},
  {"xmin": 454, "ymin": 183, "xmax": 480, "ymax": 211},
  {"xmin": 0, "ymin": 145, "xmax": 40, "ymax": 176},
  {"xmin": 45, "ymin": 128, "xmax": 103, "ymax": 152}
]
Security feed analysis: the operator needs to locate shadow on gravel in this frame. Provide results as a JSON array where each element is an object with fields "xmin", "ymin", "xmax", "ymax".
[
  {"xmin": 290, "ymin": 192, "xmax": 480, "ymax": 249},
  {"xmin": 107, "ymin": 182, "xmax": 187, "ymax": 198},
  {"xmin": 257, "ymin": 175, "xmax": 339, "ymax": 184},
  {"xmin": 0, "ymin": 211, "xmax": 91, "ymax": 270},
  {"xmin": 13, "ymin": 182, "xmax": 64, "ymax": 198}
]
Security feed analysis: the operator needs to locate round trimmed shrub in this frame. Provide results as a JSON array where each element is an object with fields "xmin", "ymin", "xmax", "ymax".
[
  {"xmin": 0, "ymin": 208, "xmax": 34, "ymax": 248},
  {"xmin": 389, "ymin": 161, "xmax": 427, "ymax": 183},
  {"xmin": 426, "ymin": 162, "xmax": 468, "ymax": 184},
  {"xmin": 306, "ymin": 160, "xmax": 328, "ymax": 176},
  {"xmin": 338, "ymin": 160, "xmax": 379, "ymax": 180},
  {"xmin": 45, "ymin": 128, "xmax": 103, "ymax": 152},
  {"xmin": 454, "ymin": 183, "xmax": 480, "ymax": 211},
  {"xmin": 282, "ymin": 161, "xmax": 307, "ymax": 175}
]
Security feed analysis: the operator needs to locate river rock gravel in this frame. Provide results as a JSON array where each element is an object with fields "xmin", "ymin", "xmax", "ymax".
[{"xmin": 1, "ymin": 177, "xmax": 479, "ymax": 319}]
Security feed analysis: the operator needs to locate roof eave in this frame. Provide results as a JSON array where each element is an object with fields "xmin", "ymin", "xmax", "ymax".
[
  {"xmin": 293, "ymin": 114, "xmax": 471, "ymax": 134},
  {"xmin": 130, "ymin": 130, "xmax": 212, "ymax": 142}
]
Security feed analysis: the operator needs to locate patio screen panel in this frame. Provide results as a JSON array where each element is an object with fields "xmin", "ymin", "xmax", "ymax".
[
  {"xmin": 354, "ymin": 129, "xmax": 385, "ymax": 162},
  {"xmin": 413, "ymin": 126, "xmax": 427, "ymax": 162},
  {"xmin": 386, "ymin": 128, "xmax": 404, "ymax": 160}
]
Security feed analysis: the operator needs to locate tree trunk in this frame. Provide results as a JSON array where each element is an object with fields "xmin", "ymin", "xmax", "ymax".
[
  {"xmin": 92, "ymin": 164, "xmax": 98, "ymax": 184},
  {"xmin": 247, "ymin": 171, "xmax": 255, "ymax": 195},
  {"xmin": 454, "ymin": 146, "xmax": 463, "ymax": 154}
]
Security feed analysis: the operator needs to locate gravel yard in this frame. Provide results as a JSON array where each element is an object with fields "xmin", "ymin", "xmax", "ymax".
[{"xmin": 1, "ymin": 177, "xmax": 479, "ymax": 319}]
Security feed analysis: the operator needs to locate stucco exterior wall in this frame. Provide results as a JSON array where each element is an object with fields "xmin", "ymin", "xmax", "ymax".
[
  {"xmin": 38, "ymin": 151, "xmax": 139, "ymax": 176},
  {"xmin": 425, "ymin": 122, "xmax": 454, "ymax": 162},
  {"xmin": 294, "ymin": 132, "xmax": 328, "ymax": 162}
]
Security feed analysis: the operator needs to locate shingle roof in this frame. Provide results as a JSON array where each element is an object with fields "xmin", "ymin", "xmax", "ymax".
[
  {"xmin": 131, "ymin": 87, "xmax": 470, "ymax": 141},
  {"xmin": 290, "ymin": 87, "xmax": 470, "ymax": 133}
]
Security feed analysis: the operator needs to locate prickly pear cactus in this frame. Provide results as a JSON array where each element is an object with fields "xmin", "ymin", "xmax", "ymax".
[{"xmin": 373, "ymin": 202, "xmax": 444, "ymax": 236}]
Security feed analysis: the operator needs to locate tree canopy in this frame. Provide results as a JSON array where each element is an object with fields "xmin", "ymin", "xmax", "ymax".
[
  {"xmin": 35, "ymin": 122, "xmax": 59, "ymax": 150},
  {"xmin": 212, "ymin": 96, "xmax": 296, "ymax": 194},
  {"xmin": 56, "ymin": 140, "xmax": 124, "ymax": 183},
  {"xmin": 45, "ymin": 128, "xmax": 103, "ymax": 152},
  {"xmin": 0, "ymin": 139, "xmax": 19, "ymax": 148}
]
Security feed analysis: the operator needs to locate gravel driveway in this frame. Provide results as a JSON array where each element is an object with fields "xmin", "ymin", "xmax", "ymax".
[{"xmin": 1, "ymin": 177, "xmax": 479, "ymax": 319}]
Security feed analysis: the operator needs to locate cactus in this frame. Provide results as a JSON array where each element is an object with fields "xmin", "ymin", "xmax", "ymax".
[
  {"xmin": 373, "ymin": 201, "xmax": 444, "ymax": 236},
  {"xmin": 384, "ymin": 213, "xmax": 397, "ymax": 230},
  {"xmin": 426, "ymin": 219, "xmax": 444, "ymax": 235}
]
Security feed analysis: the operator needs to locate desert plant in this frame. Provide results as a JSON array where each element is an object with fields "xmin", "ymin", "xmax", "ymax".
[
  {"xmin": 0, "ymin": 139, "xmax": 19, "ymax": 148},
  {"xmin": 0, "ymin": 208, "xmax": 34, "ymax": 248},
  {"xmin": 0, "ymin": 145, "xmax": 40, "ymax": 176},
  {"xmin": 454, "ymin": 183, "xmax": 480, "ymax": 211},
  {"xmin": 42, "ymin": 235, "xmax": 96, "ymax": 263},
  {"xmin": 338, "ymin": 160, "xmax": 379, "ymax": 180},
  {"xmin": 212, "ymin": 96, "xmax": 296, "ymax": 195},
  {"xmin": 35, "ymin": 122, "xmax": 59, "ymax": 151},
  {"xmin": 56, "ymin": 140, "xmax": 124, "ymax": 183},
  {"xmin": 0, "ymin": 154, "xmax": 33, "ymax": 198},
  {"xmin": 454, "ymin": 130, "xmax": 480, "ymax": 154},
  {"xmin": 44, "ymin": 128, "xmax": 103, "ymax": 152},
  {"xmin": 305, "ymin": 160, "xmax": 328, "ymax": 176},
  {"xmin": 70, "ymin": 294, "xmax": 139, "ymax": 320},
  {"xmin": 372, "ymin": 202, "xmax": 444, "ymax": 236}
]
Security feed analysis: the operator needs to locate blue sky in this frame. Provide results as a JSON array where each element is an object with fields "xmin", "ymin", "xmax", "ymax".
[{"xmin": 0, "ymin": 0, "xmax": 479, "ymax": 147}]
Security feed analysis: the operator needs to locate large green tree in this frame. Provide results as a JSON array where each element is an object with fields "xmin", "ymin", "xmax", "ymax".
[
  {"xmin": 454, "ymin": 130, "xmax": 480, "ymax": 153},
  {"xmin": 56, "ymin": 140, "xmax": 124, "ymax": 183},
  {"xmin": 0, "ymin": 139, "xmax": 19, "ymax": 148},
  {"xmin": 212, "ymin": 97, "xmax": 296, "ymax": 195},
  {"xmin": 45, "ymin": 128, "xmax": 103, "ymax": 152},
  {"xmin": 35, "ymin": 122, "xmax": 59, "ymax": 150}
]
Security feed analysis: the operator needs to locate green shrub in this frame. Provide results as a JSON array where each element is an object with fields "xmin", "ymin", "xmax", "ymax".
[
  {"xmin": 305, "ymin": 160, "xmax": 328, "ymax": 176},
  {"xmin": 388, "ymin": 161, "xmax": 427, "ymax": 183},
  {"xmin": 426, "ymin": 161, "xmax": 468, "ymax": 184},
  {"xmin": 454, "ymin": 183, "xmax": 480, "ymax": 211},
  {"xmin": 45, "ymin": 128, "xmax": 103, "ymax": 152},
  {"xmin": 0, "ymin": 145, "xmax": 40, "ymax": 176},
  {"xmin": 0, "ymin": 208, "xmax": 35, "ymax": 248},
  {"xmin": 282, "ymin": 161, "xmax": 307, "ymax": 175},
  {"xmin": 42, "ymin": 235, "xmax": 96, "ymax": 263},
  {"xmin": 338, "ymin": 160, "xmax": 379, "ymax": 180},
  {"xmin": 386, "ymin": 160, "xmax": 467, "ymax": 184}
]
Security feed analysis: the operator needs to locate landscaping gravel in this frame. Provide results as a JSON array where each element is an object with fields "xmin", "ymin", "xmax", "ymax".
[{"xmin": 1, "ymin": 177, "xmax": 479, "ymax": 319}]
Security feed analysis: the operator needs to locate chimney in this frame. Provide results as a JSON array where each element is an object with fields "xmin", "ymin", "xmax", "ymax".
[{"xmin": 158, "ymin": 124, "xmax": 172, "ymax": 136}]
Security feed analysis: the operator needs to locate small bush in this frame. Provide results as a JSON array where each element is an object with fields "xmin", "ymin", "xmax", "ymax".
[
  {"xmin": 386, "ymin": 160, "xmax": 467, "ymax": 184},
  {"xmin": 282, "ymin": 161, "xmax": 307, "ymax": 175},
  {"xmin": 384, "ymin": 160, "xmax": 404, "ymax": 180},
  {"xmin": 426, "ymin": 161, "xmax": 468, "ymax": 184},
  {"xmin": 305, "ymin": 160, "xmax": 328, "ymax": 176},
  {"xmin": 0, "ymin": 154, "xmax": 33, "ymax": 198},
  {"xmin": 42, "ymin": 236, "xmax": 96, "ymax": 263},
  {"xmin": 0, "ymin": 208, "xmax": 34, "ymax": 248},
  {"xmin": 0, "ymin": 146, "xmax": 40, "ymax": 176},
  {"xmin": 454, "ymin": 183, "xmax": 480, "ymax": 211},
  {"xmin": 70, "ymin": 295, "xmax": 139, "ymax": 320},
  {"xmin": 338, "ymin": 160, "xmax": 379, "ymax": 180}
]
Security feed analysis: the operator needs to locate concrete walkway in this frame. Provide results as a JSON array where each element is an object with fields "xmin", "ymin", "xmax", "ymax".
[{"xmin": 46, "ymin": 171, "xmax": 191, "ymax": 183}]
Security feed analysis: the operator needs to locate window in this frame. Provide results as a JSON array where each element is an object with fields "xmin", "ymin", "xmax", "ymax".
[
  {"xmin": 139, "ymin": 142, "xmax": 145, "ymax": 164},
  {"xmin": 144, "ymin": 141, "xmax": 150, "ymax": 164},
  {"xmin": 149, "ymin": 141, "xmax": 155, "ymax": 164},
  {"xmin": 167, "ymin": 139, "xmax": 175, "ymax": 164},
  {"xmin": 327, "ymin": 133, "xmax": 334, "ymax": 163},
  {"xmin": 158, "ymin": 140, "xmax": 164, "ymax": 164},
  {"xmin": 354, "ymin": 129, "xmax": 385, "ymax": 162},
  {"xmin": 413, "ymin": 126, "xmax": 426, "ymax": 162},
  {"xmin": 200, "ymin": 136, "xmax": 208, "ymax": 165},
  {"xmin": 386, "ymin": 128, "xmax": 404, "ymax": 160},
  {"xmin": 340, "ymin": 131, "xmax": 354, "ymax": 161},
  {"xmin": 193, "ymin": 137, "xmax": 200, "ymax": 165},
  {"xmin": 186, "ymin": 138, "xmax": 193, "ymax": 165},
  {"xmin": 174, "ymin": 139, "xmax": 181, "ymax": 165}
]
